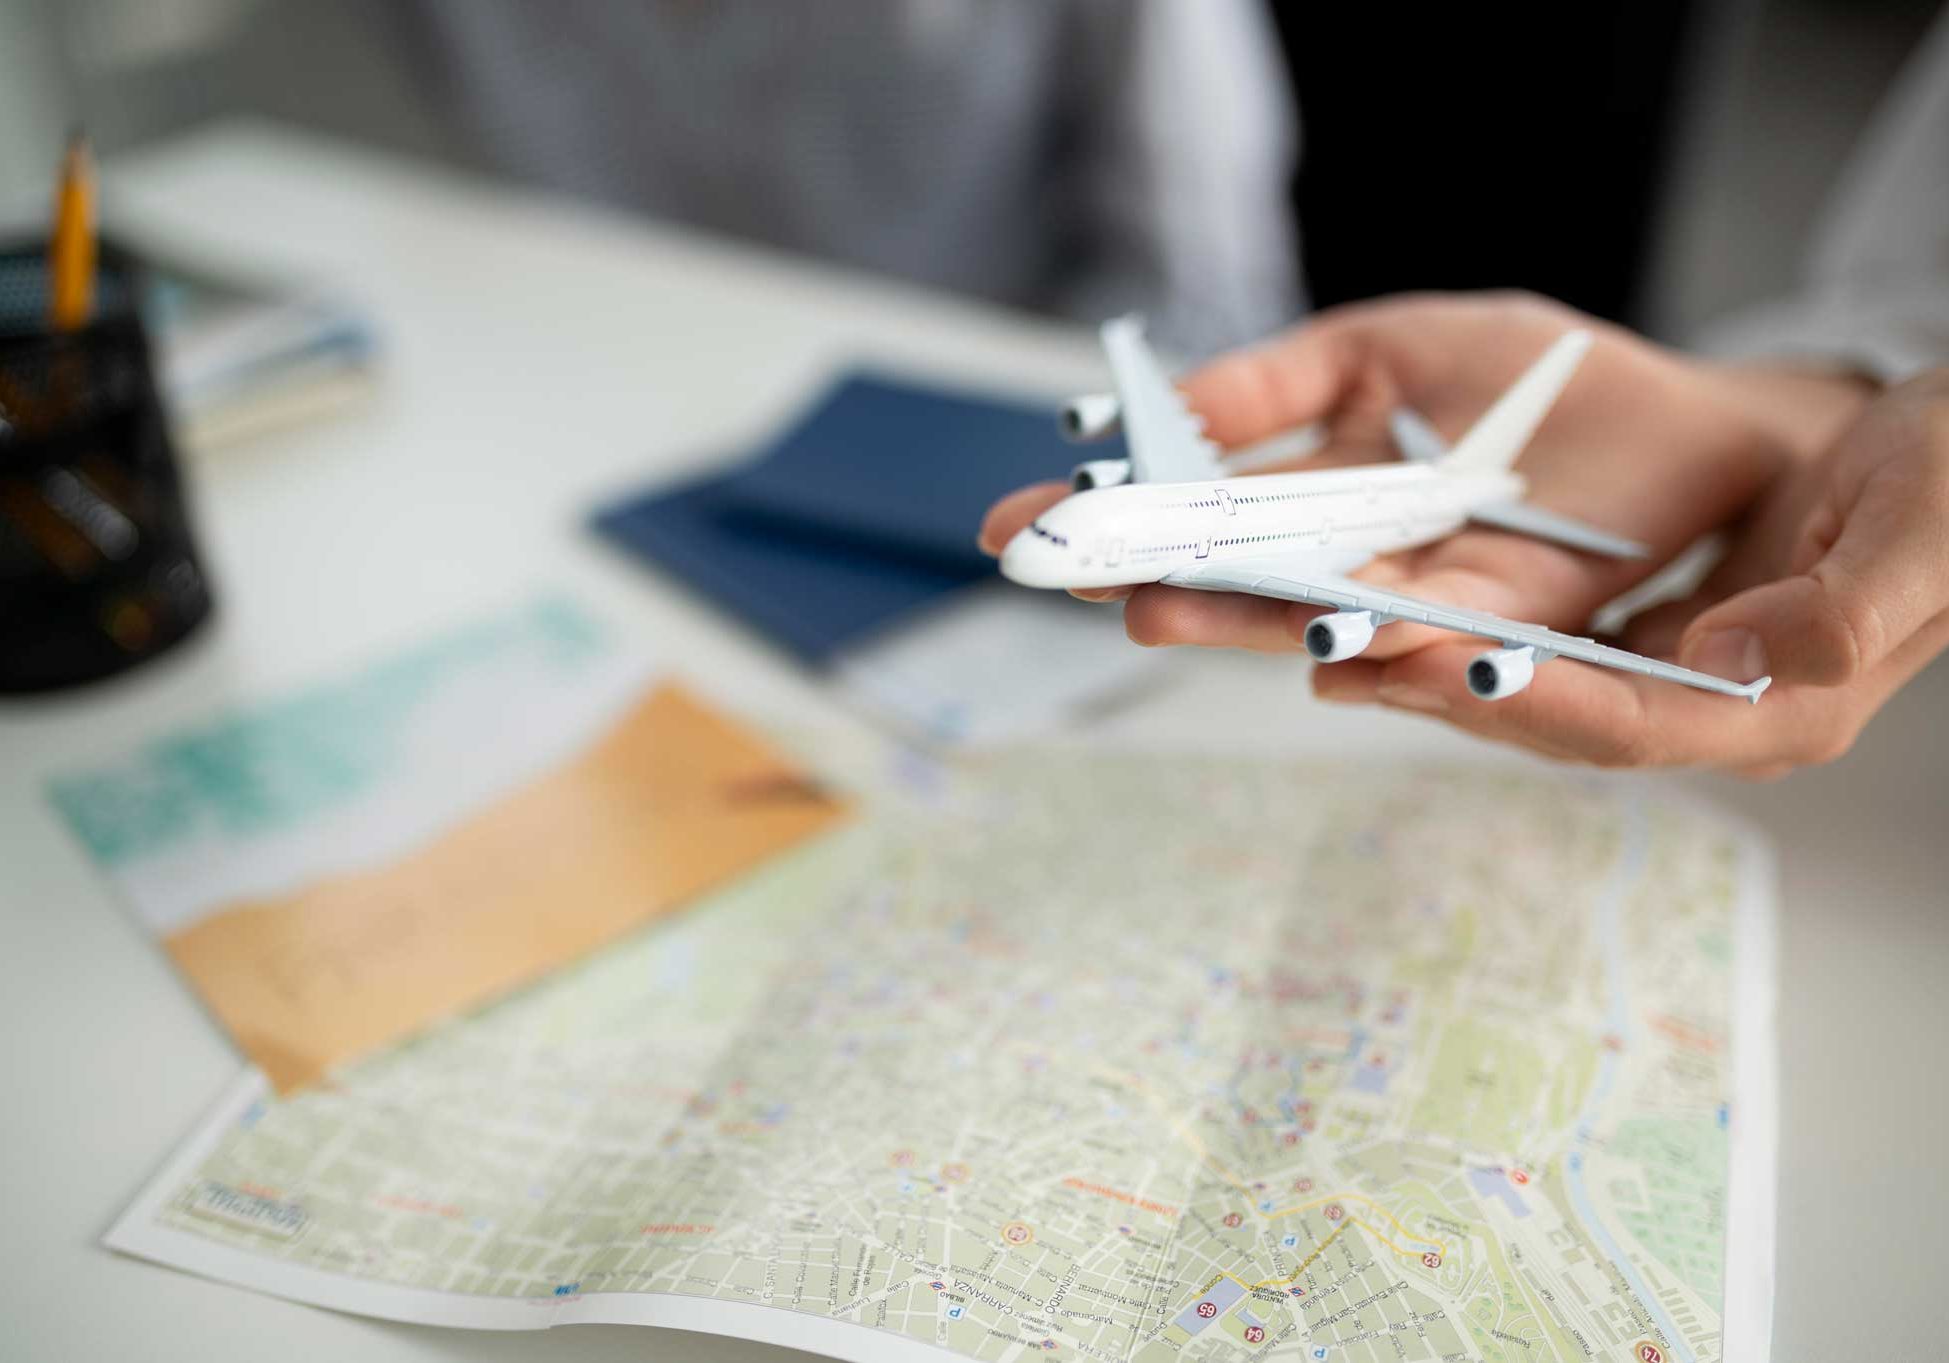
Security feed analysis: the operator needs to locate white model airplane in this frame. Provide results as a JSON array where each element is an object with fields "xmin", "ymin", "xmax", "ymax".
[{"xmin": 1000, "ymin": 317, "xmax": 1771, "ymax": 703}]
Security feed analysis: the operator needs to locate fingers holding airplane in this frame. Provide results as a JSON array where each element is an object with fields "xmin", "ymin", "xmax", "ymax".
[
  {"xmin": 1110, "ymin": 564, "xmax": 1499, "ymax": 656},
  {"xmin": 1123, "ymin": 585, "xmax": 1307, "ymax": 653},
  {"xmin": 1320, "ymin": 559, "xmax": 1538, "ymax": 661},
  {"xmin": 1307, "ymin": 381, "xmax": 1949, "ymax": 771},
  {"xmin": 1675, "ymin": 401, "xmax": 1949, "ymax": 690},
  {"xmin": 1178, "ymin": 317, "xmax": 1418, "ymax": 463},
  {"xmin": 1109, "ymin": 551, "xmax": 1562, "ymax": 657},
  {"xmin": 1612, "ymin": 594, "xmax": 1714, "ymax": 662},
  {"xmin": 1309, "ymin": 626, "xmax": 1913, "ymax": 774},
  {"xmin": 1111, "ymin": 549, "xmax": 1584, "ymax": 661},
  {"xmin": 980, "ymin": 301, "xmax": 1944, "ymax": 763}
]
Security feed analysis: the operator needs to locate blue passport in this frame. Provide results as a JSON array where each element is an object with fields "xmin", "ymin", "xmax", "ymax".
[
  {"xmin": 724, "ymin": 372, "xmax": 1122, "ymax": 573},
  {"xmin": 590, "ymin": 370, "xmax": 1110, "ymax": 663}
]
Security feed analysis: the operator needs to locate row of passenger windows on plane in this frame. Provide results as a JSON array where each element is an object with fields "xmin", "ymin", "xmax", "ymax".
[
  {"xmin": 1226, "ymin": 519, "xmax": 1409, "ymax": 542},
  {"xmin": 1131, "ymin": 519, "xmax": 1418, "ymax": 558},
  {"xmin": 1173, "ymin": 489, "xmax": 1379, "ymax": 509},
  {"xmin": 1216, "ymin": 530, "xmax": 1310, "ymax": 547}
]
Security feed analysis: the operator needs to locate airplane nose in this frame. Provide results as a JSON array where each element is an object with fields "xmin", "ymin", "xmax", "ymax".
[{"xmin": 999, "ymin": 528, "xmax": 1062, "ymax": 587}]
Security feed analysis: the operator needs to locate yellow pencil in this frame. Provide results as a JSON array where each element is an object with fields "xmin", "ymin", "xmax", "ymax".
[{"xmin": 50, "ymin": 132, "xmax": 97, "ymax": 331}]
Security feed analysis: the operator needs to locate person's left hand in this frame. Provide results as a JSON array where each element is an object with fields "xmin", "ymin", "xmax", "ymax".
[{"xmin": 1315, "ymin": 369, "xmax": 1949, "ymax": 776}]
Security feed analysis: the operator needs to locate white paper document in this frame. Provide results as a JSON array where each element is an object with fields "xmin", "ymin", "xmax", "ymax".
[{"xmin": 107, "ymin": 756, "xmax": 1776, "ymax": 1363}]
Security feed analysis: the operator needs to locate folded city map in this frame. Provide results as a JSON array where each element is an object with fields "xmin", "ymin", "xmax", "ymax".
[{"xmin": 100, "ymin": 747, "xmax": 1775, "ymax": 1363}]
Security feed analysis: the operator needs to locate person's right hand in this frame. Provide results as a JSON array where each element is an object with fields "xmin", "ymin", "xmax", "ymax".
[{"xmin": 980, "ymin": 293, "xmax": 1870, "ymax": 664}]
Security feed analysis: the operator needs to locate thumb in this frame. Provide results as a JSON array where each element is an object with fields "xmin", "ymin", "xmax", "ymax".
[
  {"xmin": 1678, "ymin": 575, "xmax": 1870, "ymax": 687},
  {"xmin": 1679, "ymin": 398, "xmax": 1949, "ymax": 687}
]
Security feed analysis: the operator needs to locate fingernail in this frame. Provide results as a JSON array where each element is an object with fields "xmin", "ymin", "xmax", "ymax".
[
  {"xmin": 1377, "ymin": 678, "xmax": 1449, "ymax": 714},
  {"xmin": 1070, "ymin": 587, "xmax": 1133, "ymax": 603},
  {"xmin": 977, "ymin": 533, "xmax": 998, "ymax": 556},
  {"xmin": 1687, "ymin": 627, "xmax": 1768, "ymax": 683}
]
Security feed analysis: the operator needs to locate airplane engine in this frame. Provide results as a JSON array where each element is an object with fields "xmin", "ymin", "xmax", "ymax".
[
  {"xmin": 1071, "ymin": 458, "xmax": 1133, "ymax": 491},
  {"xmin": 1303, "ymin": 611, "xmax": 1376, "ymax": 662},
  {"xmin": 1059, "ymin": 393, "xmax": 1122, "ymax": 443},
  {"xmin": 1465, "ymin": 647, "xmax": 1536, "ymax": 700}
]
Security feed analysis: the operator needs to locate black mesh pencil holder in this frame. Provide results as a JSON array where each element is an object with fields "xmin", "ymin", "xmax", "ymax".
[{"xmin": 0, "ymin": 240, "xmax": 212, "ymax": 693}]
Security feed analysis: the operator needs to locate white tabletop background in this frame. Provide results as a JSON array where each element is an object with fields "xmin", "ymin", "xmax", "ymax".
[{"xmin": 2, "ymin": 123, "xmax": 1942, "ymax": 1362}]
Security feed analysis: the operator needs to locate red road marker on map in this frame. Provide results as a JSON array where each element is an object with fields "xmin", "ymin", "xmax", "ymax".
[
  {"xmin": 1323, "ymin": 1204, "xmax": 1344, "ymax": 1222},
  {"xmin": 1421, "ymin": 1252, "xmax": 1441, "ymax": 1268},
  {"xmin": 1244, "ymin": 1326, "xmax": 1266, "ymax": 1343},
  {"xmin": 1223, "ymin": 1213, "xmax": 1243, "ymax": 1228},
  {"xmin": 1195, "ymin": 1302, "xmax": 1218, "ymax": 1319}
]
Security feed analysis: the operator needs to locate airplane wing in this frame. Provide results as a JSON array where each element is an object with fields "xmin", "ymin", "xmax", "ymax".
[
  {"xmin": 1466, "ymin": 500, "xmax": 1650, "ymax": 559},
  {"xmin": 1163, "ymin": 555, "xmax": 1770, "ymax": 702},
  {"xmin": 1099, "ymin": 316, "xmax": 1224, "ymax": 484}
]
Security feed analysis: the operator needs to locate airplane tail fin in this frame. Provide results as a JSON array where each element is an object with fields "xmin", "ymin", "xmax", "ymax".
[
  {"xmin": 1438, "ymin": 330, "xmax": 1592, "ymax": 474},
  {"xmin": 1392, "ymin": 332, "xmax": 1639, "ymax": 558}
]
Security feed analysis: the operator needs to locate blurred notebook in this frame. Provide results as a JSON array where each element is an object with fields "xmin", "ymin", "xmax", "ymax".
[
  {"xmin": 137, "ymin": 235, "xmax": 378, "ymax": 452},
  {"xmin": 590, "ymin": 370, "xmax": 1159, "ymax": 743}
]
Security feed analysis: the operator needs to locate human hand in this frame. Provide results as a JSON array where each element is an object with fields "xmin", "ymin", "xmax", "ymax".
[
  {"xmin": 1327, "ymin": 369, "xmax": 1948, "ymax": 775},
  {"xmin": 978, "ymin": 292, "xmax": 1884, "ymax": 771}
]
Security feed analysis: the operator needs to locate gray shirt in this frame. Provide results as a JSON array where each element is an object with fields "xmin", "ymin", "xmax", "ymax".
[{"xmin": 401, "ymin": 0, "xmax": 1301, "ymax": 356}]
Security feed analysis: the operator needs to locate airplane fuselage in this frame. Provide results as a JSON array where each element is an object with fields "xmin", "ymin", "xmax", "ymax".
[{"xmin": 1000, "ymin": 462, "xmax": 1525, "ymax": 590}]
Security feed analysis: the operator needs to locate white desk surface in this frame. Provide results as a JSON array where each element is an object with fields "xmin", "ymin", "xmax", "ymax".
[{"xmin": 2, "ymin": 122, "xmax": 1942, "ymax": 1362}]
